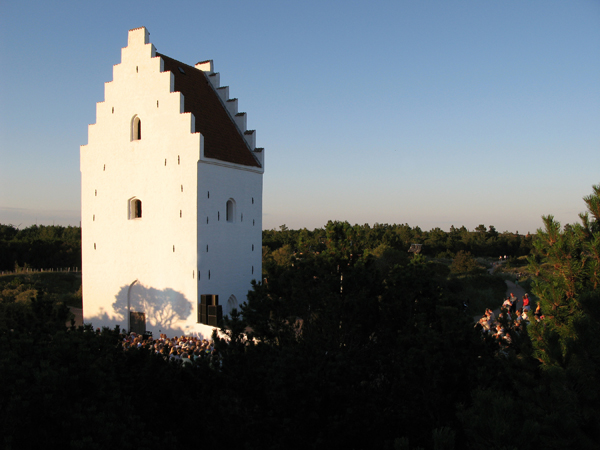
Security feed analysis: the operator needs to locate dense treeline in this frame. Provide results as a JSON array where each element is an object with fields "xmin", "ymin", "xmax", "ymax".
[
  {"xmin": 263, "ymin": 222, "xmax": 532, "ymax": 260},
  {"xmin": 2, "ymin": 190, "xmax": 599, "ymax": 449},
  {"xmin": 0, "ymin": 224, "xmax": 81, "ymax": 271}
]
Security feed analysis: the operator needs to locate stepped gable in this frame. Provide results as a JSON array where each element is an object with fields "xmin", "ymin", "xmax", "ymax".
[{"xmin": 158, "ymin": 52, "xmax": 261, "ymax": 168}]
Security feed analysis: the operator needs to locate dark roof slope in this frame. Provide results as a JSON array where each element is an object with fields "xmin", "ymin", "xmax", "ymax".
[{"xmin": 157, "ymin": 53, "xmax": 260, "ymax": 168}]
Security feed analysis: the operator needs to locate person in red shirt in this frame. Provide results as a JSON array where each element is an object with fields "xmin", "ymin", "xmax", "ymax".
[{"xmin": 523, "ymin": 294, "xmax": 530, "ymax": 312}]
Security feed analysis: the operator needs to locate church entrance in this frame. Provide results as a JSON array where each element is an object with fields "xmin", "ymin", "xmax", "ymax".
[{"xmin": 129, "ymin": 311, "xmax": 146, "ymax": 335}]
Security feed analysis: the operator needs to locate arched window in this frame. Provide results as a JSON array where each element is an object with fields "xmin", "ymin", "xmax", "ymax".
[
  {"xmin": 129, "ymin": 198, "xmax": 142, "ymax": 219},
  {"xmin": 227, "ymin": 295, "xmax": 239, "ymax": 312},
  {"xmin": 131, "ymin": 116, "xmax": 142, "ymax": 141},
  {"xmin": 226, "ymin": 199, "xmax": 236, "ymax": 223}
]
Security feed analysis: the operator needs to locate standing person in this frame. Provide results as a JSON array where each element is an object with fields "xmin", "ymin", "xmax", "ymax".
[
  {"xmin": 523, "ymin": 294, "xmax": 530, "ymax": 312},
  {"xmin": 510, "ymin": 294, "xmax": 517, "ymax": 315}
]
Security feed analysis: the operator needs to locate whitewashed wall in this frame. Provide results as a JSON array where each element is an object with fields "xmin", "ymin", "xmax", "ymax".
[{"xmin": 81, "ymin": 27, "xmax": 263, "ymax": 338}]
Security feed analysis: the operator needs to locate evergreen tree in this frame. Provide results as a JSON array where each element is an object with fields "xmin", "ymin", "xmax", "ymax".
[{"xmin": 526, "ymin": 183, "xmax": 600, "ymax": 446}]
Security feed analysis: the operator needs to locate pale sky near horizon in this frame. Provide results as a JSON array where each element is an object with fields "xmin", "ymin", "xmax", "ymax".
[{"xmin": 1, "ymin": 1, "xmax": 598, "ymax": 235}]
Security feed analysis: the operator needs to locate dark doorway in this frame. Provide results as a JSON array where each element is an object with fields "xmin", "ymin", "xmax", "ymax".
[{"xmin": 130, "ymin": 311, "xmax": 146, "ymax": 335}]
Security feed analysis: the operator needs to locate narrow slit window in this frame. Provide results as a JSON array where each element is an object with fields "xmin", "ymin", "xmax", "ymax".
[
  {"xmin": 180, "ymin": 210, "xmax": 182, "ymax": 218},
  {"xmin": 181, "ymin": 185, "xmax": 183, "ymax": 192},
  {"xmin": 226, "ymin": 199, "xmax": 236, "ymax": 223}
]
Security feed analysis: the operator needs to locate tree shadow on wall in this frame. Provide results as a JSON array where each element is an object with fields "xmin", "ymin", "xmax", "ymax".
[{"xmin": 111, "ymin": 282, "xmax": 193, "ymax": 335}]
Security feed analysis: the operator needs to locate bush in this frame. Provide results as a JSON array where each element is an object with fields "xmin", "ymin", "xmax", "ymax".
[{"xmin": 450, "ymin": 250, "xmax": 485, "ymax": 274}]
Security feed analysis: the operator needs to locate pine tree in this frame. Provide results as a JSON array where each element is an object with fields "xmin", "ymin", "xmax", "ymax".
[{"xmin": 527, "ymin": 183, "xmax": 600, "ymax": 446}]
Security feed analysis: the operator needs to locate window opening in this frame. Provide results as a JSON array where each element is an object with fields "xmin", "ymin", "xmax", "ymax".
[
  {"xmin": 165, "ymin": 159, "xmax": 167, "ymax": 166},
  {"xmin": 112, "ymin": 107, "xmax": 114, "ymax": 114},
  {"xmin": 178, "ymin": 67, "xmax": 186, "ymax": 74},
  {"xmin": 94, "ymin": 243, "xmax": 96, "ymax": 250},
  {"xmin": 181, "ymin": 185, "xmax": 183, "ymax": 192},
  {"xmin": 206, "ymin": 245, "xmax": 208, "ymax": 252},
  {"xmin": 180, "ymin": 210, "xmax": 182, "ymax": 218},
  {"xmin": 95, "ymin": 189, "xmax": 97, "ymax": 196},
  {"xmin": 103, "ymin": 164, "xmax": 106, "ymax": 171},
  {"xmin": 208, "ymin": 270, "xmax": 211, "ymax": 280},
  {"xmin": 157, "ymin": 100, "xmax": 159, "ymax": 107},
  {"xmin": 93, "ymin": 214, "xmax": 95, "ymax": 221},
  {"xmin": 218, "ymin": 211, "xmax": 220, "ymax": 221},
  {"xmin": 129, "ymin": 198, "xmax": 142, "ymax": 219},
  {"xmin": 227, "ymin": 295, "xmax": 239, "ymax": 312},
  {"xmin": 226, "ymin": 199, "xmax": 236, "ymax": 223},
  {"xmin": 173, "ymin": 245, "xmax": 175, "ymax": 252},
  {"xmin": 252, "ymin": 244, "xmax": 254, "ymax": 251},
  {"xmin": 131, "ymin": 116, "xmax": 141, "ymax": 140},
  {"xmin": 252, "ymin": 266, "xmax": 254, "ymax": 274},
  {"xmin": 178, "ymin": 155, "xmax": 180, "ymax": 165}
]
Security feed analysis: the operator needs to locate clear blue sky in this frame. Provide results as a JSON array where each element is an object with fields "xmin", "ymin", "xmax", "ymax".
[{"xmin": 1, "ymin": 0, "xmax": 598, "ymax": 234}]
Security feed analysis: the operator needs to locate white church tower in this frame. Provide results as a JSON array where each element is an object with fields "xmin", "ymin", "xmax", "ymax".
[{"xmin": 80, "ymin": 27, "xmax": 264, "ymax": 338}]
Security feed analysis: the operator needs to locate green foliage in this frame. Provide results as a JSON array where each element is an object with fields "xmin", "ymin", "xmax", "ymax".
[
  {"xmin": 231, "ymin": 229, "xmax": 493, "ymax": 449},
  {"xmin": 454, "ymin": 273, "xmax": 507, "ymax": 315},
  {"xmin": 0, "ymin": 224, "xmax": 81, "ymax": 271},
  {"xmin": 452, "ymin": 184, "xmax": 600, "ymax": 450},
  {"xmin": 263, "ymin": 221, "xmax": 532, "ymax": 260},
  {"xmin": 0, "ymin": 272, "xmax": 82, "ymax": 308},
  {"xmin": 8, "ymin": 203, "xmax": 600, "ymax": 449},
  {"xmin": 450, "ymin": 250, "xmax": 483, "ymax": 274}
]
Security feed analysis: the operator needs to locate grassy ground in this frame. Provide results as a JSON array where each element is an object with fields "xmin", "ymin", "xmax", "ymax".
[{"xmin": 454, "ymin": 273, "xmax": 508, "ymax": 316}]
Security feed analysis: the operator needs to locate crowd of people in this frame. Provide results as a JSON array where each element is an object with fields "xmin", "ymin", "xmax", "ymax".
[
  {"xmin": 117, "ymin": 331, "xmax": 220, "ymax": 367},
  {"xmin": 477, "ymin": 292, "xmax": 544, "ymax": 344}
]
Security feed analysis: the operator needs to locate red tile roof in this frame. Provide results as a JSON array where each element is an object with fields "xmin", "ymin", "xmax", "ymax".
[{"xmin": 157, "ymin": 53, "xmax": 261, "ymax": 168}]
